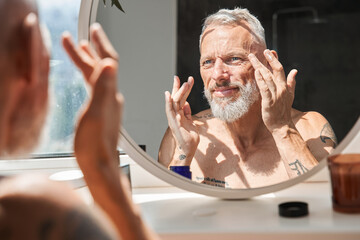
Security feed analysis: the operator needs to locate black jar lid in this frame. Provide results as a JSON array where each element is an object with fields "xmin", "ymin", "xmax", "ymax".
[{"xmin": 278, "ymin": 201, "xmax": 309, "ymax": 217}]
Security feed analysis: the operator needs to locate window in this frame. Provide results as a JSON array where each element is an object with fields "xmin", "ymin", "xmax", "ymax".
[
  {"xmin": 0, "ymin": 0, "xmax": 86, "ymax": 174},
  {"xmin": 0, "ymin": 0, "xmax": 175, "ymax": 188},
  {"xmin": 35, "ymin": 0, "xmax": 87, "ymax": 155}
]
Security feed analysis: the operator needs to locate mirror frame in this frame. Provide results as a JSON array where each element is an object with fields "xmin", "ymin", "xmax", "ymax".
[{"xmin": 79, "ymin": 0, "xmax": 360, "ymax": 199}]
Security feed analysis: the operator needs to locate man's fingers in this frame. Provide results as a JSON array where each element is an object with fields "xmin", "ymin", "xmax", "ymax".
[
  {"xmin": 171, "ymin": 76, "xmax": 193, "ymax": 112},
  {"xmin": 172, "ymin": 82, "xmax": 189, "ymax": 111},
  {"xmin": 62, "ymin": 32, "xmax": 81, "ymax": 65},
  {"xmin": 90, "ymin": 23, "xmax": 119, "ymax": 60},
  {"xmin": 248, "ymin": 53, "xmax": 265, "ymax": 70},
  {"xmin": 80, "ymin": 40, "xmax": 100, "ymax": 62},
  {"xmin": 165, "ymin": 91, "xmax": 187, "ymax": 138},
  {"xmin": 165, "ymin": 91, "xmax": 179, "ymax": 130},
  {"xmin": 263, "ymin": 49, "xmax": 286, "ymax": 87},
  {"xmin": 179, "ymin": 76, "xmax": 194, "ymax": 108},
  {"xmin": 86, "ymin": 59, "xmax": 119, "ymax": 117},
  {"xmin": 62, "ymin": 32, "xmax": 94, "ymax": 80},
  {"xmin": 258, "ymin": 66, "xmax": 276, "ymax": 96},
  {"xmin": 171, "ymin": 76, "xmax": 181, "ymax": 95},
  {"xmin": 254, "ymin": 69, "xmax": 272, "ymax": 103},
  {"xmin": 249, "ymin": 53, "xmax": 276, "ymax": 95},
  {"xmin": 183, "ymin": 102, "xmax": 192, "ymax": 120},
  {"xmin": 89, "ymin": 59, "xmax": 118, "ymax": 99},
  {"xmin": 165, "ymin": 91, "xmax": 175, "ymax": 118},
  {"xmin": 287, "ymin": 69, "xmax": 297, "ymax": 96}
]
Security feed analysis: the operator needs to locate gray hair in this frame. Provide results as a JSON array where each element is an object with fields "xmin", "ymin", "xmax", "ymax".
[{"xmin": 199, "ymin": 7, "xmax": 266, "ymax": 48}]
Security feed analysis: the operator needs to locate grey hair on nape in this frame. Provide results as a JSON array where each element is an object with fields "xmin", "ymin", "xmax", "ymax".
[{"xmin": 199, "ymin": 7, "xmax": 266, "ymax": 49}]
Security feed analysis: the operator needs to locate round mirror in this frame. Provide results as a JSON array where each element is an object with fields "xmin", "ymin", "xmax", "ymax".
[{"xmin": 80, "ymin": 0, "xmax": 360, "ymax": 198}]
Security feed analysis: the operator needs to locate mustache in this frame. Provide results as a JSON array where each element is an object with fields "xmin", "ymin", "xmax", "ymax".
[{"xmin": 207, "ymin": 82, "xmax": 244, "ymax": 92}]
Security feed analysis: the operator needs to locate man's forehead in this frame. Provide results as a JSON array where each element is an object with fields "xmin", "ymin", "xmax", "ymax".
[
  {"xmin": 201, "ymin": 22, "xmax": 253, "ymax": 42},
  {"xmin": 200, "ymin": 24, "xmax": 254, "ymax": 56}
]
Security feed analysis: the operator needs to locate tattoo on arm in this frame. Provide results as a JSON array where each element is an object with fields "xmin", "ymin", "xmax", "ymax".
[
  {"xmin": 193, "ymin": 113, "xmax": 214, "ymax": 119},
  {"xmin": 289, "ymin": 159, "xmax": 309, "ymax": 176},
  {"xmin": 177, "ymin": 147, "xmax": 186, "ymax": 160},
  {"xmin": 320, "ymin": 123, "xmax": 338, "ymax": 148}
]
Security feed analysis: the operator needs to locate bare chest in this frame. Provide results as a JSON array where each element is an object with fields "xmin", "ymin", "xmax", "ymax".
[{"xmin": 190, "ymin": 130, "xmax": 290, "ymax": 188}]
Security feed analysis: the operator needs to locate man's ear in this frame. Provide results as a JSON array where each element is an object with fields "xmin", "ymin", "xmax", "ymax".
[
  {"xmin": 20, "ymin": 12, "xmax": 41, "ymax": 86},
  {"xmin": 270, "ymin": 50, "xmax": 278, "ymax": 59}
]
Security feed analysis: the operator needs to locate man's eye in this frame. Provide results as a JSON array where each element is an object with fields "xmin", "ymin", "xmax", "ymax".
[
  {"xmin": 230, "ymin": 57, "xmax": 245, "ymax": 62},
  {"xmin": 202, "ymin": 60, "xmax": 213, "ymax": 66},
  {"xmin": 226, "ymin": 57, "xmax": 245, "ymax": 65}
]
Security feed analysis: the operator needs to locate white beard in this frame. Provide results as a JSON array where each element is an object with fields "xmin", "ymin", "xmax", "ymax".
[{"xmin": 204, "ymin": 81, "xmax": 259, "ymax": 122}]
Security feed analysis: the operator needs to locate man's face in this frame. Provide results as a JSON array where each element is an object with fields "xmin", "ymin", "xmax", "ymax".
[{"xmin": 200, "ymin": 23, "xmax": 265, "ymax": 122}]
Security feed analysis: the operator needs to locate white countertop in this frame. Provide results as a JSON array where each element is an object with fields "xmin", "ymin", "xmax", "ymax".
[{"xmin": 132, "ymin": 182, "xmax": 360, "ymax": 240}]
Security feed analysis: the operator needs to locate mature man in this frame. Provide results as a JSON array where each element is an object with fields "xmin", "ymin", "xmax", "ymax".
[
  {"xmin": 0, "ymin": 0, "xmax": 157, "ymax": 239},
  {"xmin": 159, "ymin": 8, "xmax": 337, "ymax": 188}
]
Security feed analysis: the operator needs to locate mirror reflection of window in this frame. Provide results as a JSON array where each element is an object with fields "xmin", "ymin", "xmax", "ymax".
[{"xmin": 34, "ymin": 0, "xmax": 87, "ymax": 155}]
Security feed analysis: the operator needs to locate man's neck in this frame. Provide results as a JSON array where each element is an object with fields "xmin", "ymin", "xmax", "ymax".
[{"xmin": 224, "ymin": 101, "xmax": 271, "ymax": 150}]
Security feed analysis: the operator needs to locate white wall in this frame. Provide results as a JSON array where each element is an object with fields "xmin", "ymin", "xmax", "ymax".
[{"xmin": 96, "ymin": 0, "xmax": 177, "ymax": 160}]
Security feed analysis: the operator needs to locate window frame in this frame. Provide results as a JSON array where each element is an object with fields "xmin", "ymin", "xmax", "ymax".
[
  {"xmin": 0, "ymin": 0, "xmax": 157, "ymax": 189},
  {"xmin": 0, "ymin": 0, "xmax": 107, "ymax": 172}
]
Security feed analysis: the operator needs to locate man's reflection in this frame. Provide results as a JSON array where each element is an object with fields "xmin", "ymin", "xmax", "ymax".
[{"xmin": 159, "ymin": 7, "xmax": 337, "ymax": 188}]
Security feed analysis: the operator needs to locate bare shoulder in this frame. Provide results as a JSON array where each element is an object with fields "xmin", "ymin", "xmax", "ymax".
[
  {"xmin": 0, "ymin": 174, "xmax": 74, "ymax": 198},
  {"xmin": 0, "ymin": 174, "xmax": 115, "ymax": 240},
  {"xmin": 291, "ymin": 108, "xmax": 337, "ymax": 149},
  {"xmin": 0, "ymin": 174, "xmax": 83, "ymax": 214},
  {"xmin": 291, "ymin": 109, "xmax": 329, "ymax": 131}
]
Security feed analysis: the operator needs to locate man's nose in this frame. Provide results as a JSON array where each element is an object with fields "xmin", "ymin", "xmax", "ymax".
[{"xmin": 211, "ymin": 59, "xmax": 229, "ymax": 83}]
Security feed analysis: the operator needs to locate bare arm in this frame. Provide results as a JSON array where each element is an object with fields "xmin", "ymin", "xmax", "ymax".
[
  {"xmin": 295, "ymin": 111, "xmax": 337, "ymax": 159},
  {"xmin": 249, "ymin": 50, "xmax": 335, "ymax": 178},
  {"xmin": 161, "ymin": 76, "xmax": 199, "ymax": 167},
  {"xmin": 272, "ymin": 125, "xmax": 321, "ymax": 177},
  {"xmin": 62, "ymin": 23, "xmax": 159, "ymax": 240},
  {"xmin": 272, "ymin": 114, "xmax": 336, "ymax": 177},
  {"xmin": 158, "ymin": 127, "xmax": 176, "ymax": 167}
]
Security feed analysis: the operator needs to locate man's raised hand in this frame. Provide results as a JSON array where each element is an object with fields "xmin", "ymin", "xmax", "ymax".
[
  {"xmin": 248, "ymin": 49, "xmax": 297, "ymax": 132},
  {"xmin": 165, "ymin": 76, "xmax": 199, "ymax": 166},
  {"xmin": 62, "ymin": 23, "xmax": 119, "ymax": 86}
]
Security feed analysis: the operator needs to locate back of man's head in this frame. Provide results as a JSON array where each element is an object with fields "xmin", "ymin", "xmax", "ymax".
[
  {"xmin": 0, "ymin": 0, "xmax": 37, "ymax": 56},
  {"xmin": 0, "ymin": 0, "xmax": 49, "ymax": 156}
]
